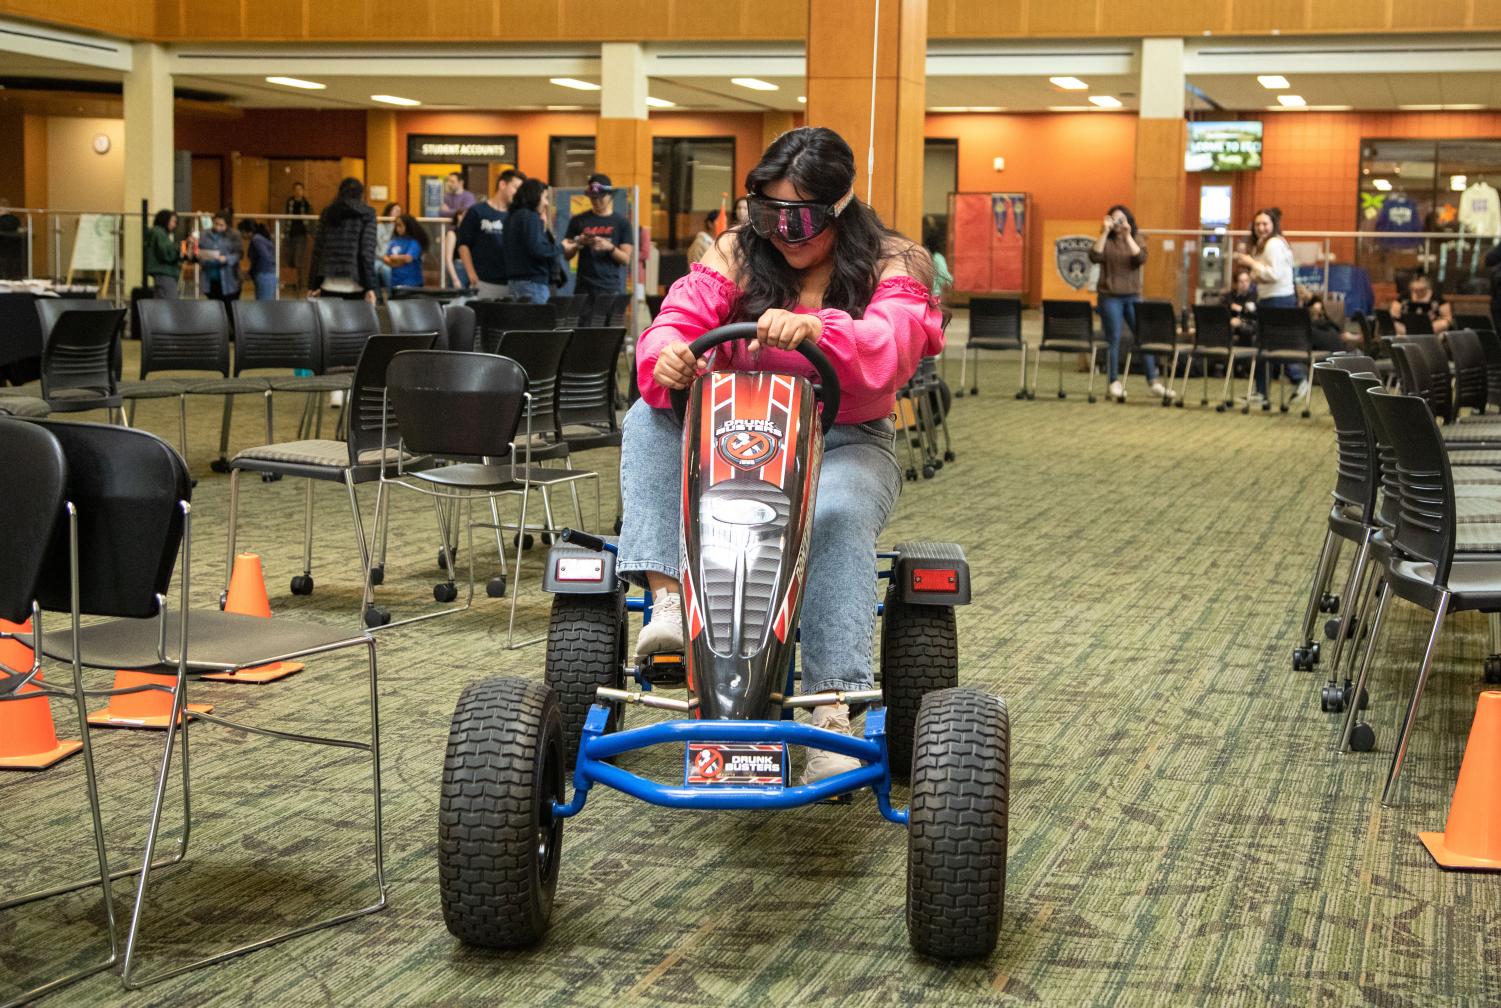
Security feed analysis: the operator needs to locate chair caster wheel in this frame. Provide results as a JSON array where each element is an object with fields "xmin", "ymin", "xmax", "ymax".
[
  {"xmin": 486, "ymin": 576, "xmax": 507, "ymax": 598},
  {"xmin": 1325, "ymin": 617, "xmax": 1356, "ymax": 641},
  {"xmin": 1319, "ymin": 592, "xmax": 1339, "ymax": 613},
  {"xmin": 932, "ymin": 458, "xmax": 944, "ymax": 470},
  {"xmin": 1057, "ymin": 391, "xmax": 1067, "ymax": 399},
  {"xmin": 210, "ymin": 458, "xmax": 231, "ymax": 474},
  {"xmin": 1162, "ymin": 398, "xmax": 1171, "ymax": 407},
  {"xmin": 369, "ymin": 564, "xmax": 384, "ymax": 587},
  {"xmin": 1216, "ymin": 404, "xmax": 1226, "ymax": 413},
  {"xmin": 434, "ymin": 582, "xmax": 458, "ymax": 603},
  {"xmin": 1026, "ymin": 390, "xmax": 1036, "ymax": 400},
  {"xmin": 905, "ymin": 468, "xmax": 917, "ymax": 481},
  {"xmin": 363, "ymin": 606, "xmax": 391, "ymax": 628},
  {"xmin": 260, "ymin": 472, "xmax": 283, "ymax": 483},
  {"xmin": 944, "ymin": 451, "xmax": 955, "ymax": 462},
  {"xmin": 219, "ymin": 590, "xmax": 228, "ymax": 611},
  {"xmin": 1292, "ymin": 645, "xmax": 1315, "ymax": 672},
  {"xmin": 1262, "ymin": 403, "xmax": 1271, "ymax": 412},
  {"xmin": 1310, "ymin": 641, "xmax": 1320, "ymax": 663},
  {"xmin": 437, "ymin": 546, "xmax": 458, "ymax": 569},
  {"xmin": 1320, "ymin": 683, "xmax": 1345, "ymax": 713},
  {"xmin": 1014, "ymin": 390, "xmax": 1027, "ymax": 400},
  {"xmin": 290, "ymin": 574, "xmax": 314, "ymax": 596},
  {"xmin": 1349, "ymin": 721, "xmax": 1376, "ymax": 752},
  {"xmin": 1087, "ymin": 395, "xmax": 1097, "ymax": 403},
  {"xmin": 1484, "ymin": 654, "xmax": 1501, "ymax": 685},
  {"xmin": 541, "ymin": 532, "xmax": 555, "ymax": 546},
  {"xmin": 1301, "ymin": 410, "xmax": 1312, "ymax": 419},
  {"xmin": 1175, "ymin": 400, "xmax": 1185, "ymax": 409},
  {"xmin": 922, "ymin": 465, "xmax": 935, "ymax": 479},
  {"xmin": 1280, "ymin": 404, "xmax": 1290, "ymax": 413},
  {"xmin": 513, "ymin": 533, "xmax": 535, "ymax": 550}
]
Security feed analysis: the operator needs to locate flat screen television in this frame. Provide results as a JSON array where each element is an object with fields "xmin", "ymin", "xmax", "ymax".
[{"xmin": 1185, "ymin": 121, "xmax": 1264, "ymax": 172}]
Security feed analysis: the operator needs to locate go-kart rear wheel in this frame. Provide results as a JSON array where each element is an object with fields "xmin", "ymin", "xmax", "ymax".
[
  {"xmin": 439, "ymin": 677, "xmax": 565, "ymax": 949},
  {"xmin": 907, "ymin": 687, "xmax": 1008, "ymax": 960},
  {"xmin": 545, "ymin": 590, "xmax": 627, "ymax": 765},
  {"xmin": 880, "ymin": 584, "xmax": 958, "ymax": 778}
]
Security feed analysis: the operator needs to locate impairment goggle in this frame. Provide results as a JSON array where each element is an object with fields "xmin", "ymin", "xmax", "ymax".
[{"xmin": 745, "ymin": 190, "xmax": 855, "ymax": 244}]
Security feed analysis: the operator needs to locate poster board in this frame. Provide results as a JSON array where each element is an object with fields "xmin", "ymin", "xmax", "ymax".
[
  {"xmin": 1041, "ymin": 219, "xmax": 1101, "ymax": 303},
  {"xmin": 68, "ymin": 213, "xmax": 120, "ymax": 274},
  {"xmin": 947, "ymin": 192, "xmax": 1029, "ymax": 295}
]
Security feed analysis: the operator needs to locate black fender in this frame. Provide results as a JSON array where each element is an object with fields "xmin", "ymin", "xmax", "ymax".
[
  {"xmin": 542, "ymin": 537, "xmax": 621, "ymax": 595},
  {"xmin": 889, "ymin": 541, "xmax": 971, "ymax": 606}
]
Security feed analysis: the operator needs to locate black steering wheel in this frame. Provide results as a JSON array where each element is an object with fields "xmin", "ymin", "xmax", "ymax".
[{"xmin": 668, "ymin": 322, "xmax": 842, "ymax": 435}]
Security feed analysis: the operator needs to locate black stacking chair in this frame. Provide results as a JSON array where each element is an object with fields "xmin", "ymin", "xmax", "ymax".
[
  {"xmin": 226, "ymin": 333, "xmax": 436, "ymax": 627},
  {"xmin": 1033, "ymin": 300, "xmax": 1098, "ymax": 401},
  {"xmin": 30, "ymin": 305, "xmax": 126, "ymax": 419},
  {"xmin": 1247, "ymin": 306, "xmax": 1322, "ymax": 417},
  {"xmin": 1447, "ymin": 329, "xmax": 1490, "ymax": 417},
  {"xmin": 1125, "ymin": 300, "xmax": 1190, "ymax": 406},
  {"xmin": 550, "ymin": 294, "xmax": 583, "ymax": 328},
  {"xmin": 1186, "ymin": 304, "xmax": 1256, "ymax": 411},
  {"xmin": 1342, "ymin": 388, "xmax": 1501, "ymax": 805},
  {"xmin": 1374, "ymin": 308, "xmax": 1398, "ymax": 337},
  {"xmin": 130, "ymin": 300, "xmax": 265, "ymax": 462},
  {"xmin": 1476, "ymin": 328, "xmax": 1501, "ymax": 411},
  {"xmin": 1389, "ymin": 339, "xmax": 1501, "ymax": 446},
  {"xmin": 1456, "ymin": 312, "xmax": 1495, "ymax": 334},
  {"xmin": 0, "ymin": 418, "xmax": 117, "ymax": 1006},
  {"xmin": 472, "ymin": 301, "xmax": 556, "ymax": 354},
  {"xmin": 958, "ymin": 296, "xmax": 1027, "ymax": 400},
  {"xmin": 0, "ymin": 395, "xmax": 49, "ymax": 417},
  {"xmin": 386, "ymin": 297, "xmax": 447, "ymax": 349},
  {"xmin": 556, "ymin": 326, "xmax": 627, "ymax": 530},
  {"xmin": 493, "ymin": 328, "xmax": 600, "ymax": 538},
  {"xmin": 445, "ymin": 303, "xmax": 476, "ymax": 353},
  {"xmin": 228, "ymin": 300, "xmax": 329, "ymax": 466},
  {"xmin": 581, "ymin": 292, "xmax": 631, "ymax": 327},
  {"xmin": 0, "ymin": 292, "xmax": 44, "ymax": 385},
  {"xmin": 19, "ymin": 419, "xmax": 385, "ymax": 987},
  {"xmin": 315, "ymin": 298, "xmax": 381, "ymax": 376},
  {"xmin": 375, "ymin": 351, "xmax": 545, "ymax": 645}
]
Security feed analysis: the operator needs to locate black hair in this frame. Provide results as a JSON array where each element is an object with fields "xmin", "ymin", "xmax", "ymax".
[
  {"xmin": 731, "ymin": 126, "xmax": 931, "ymax": 321},
  {"xmin": 706, "ymin": 209, "xmax": 720, "ymax": 227},
  {"xmin": 321, "ymin": 178, "xmax": 368, "ymax": 223},
  {"xmin": 497, "ymin": 168, "xmax": 526, "ymax": 187},
  {"xmin": 152, "ymin": 208, "xmax": 175, "ymax": 229},
  {"xmin": 397, "ymin": 213, "xmax": 430, "ymax": 253},
  {"xmin": 1106, "ymin": 204, "xmax": 1138, "ymax": 235},
  {"xmin": 214, "ymin": 207, "xmax": 233, "ymax": 225},
  {"xmin": 237, "ymin": 217, "xmax": 270, "ymax": 239},
  {"xmin": 382, "ymin": 201, "xmax": 401, "ymax": 217},
  {"xmin": 510, "ymin": 177, "xmax": 548, "ymax": 213}
]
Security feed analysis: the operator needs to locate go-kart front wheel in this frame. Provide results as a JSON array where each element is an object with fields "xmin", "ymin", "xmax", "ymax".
[
  {"xmin": 545, "ymin": 590, "xmax": 627, "ymax": 765},
  {"xmin": 907, "ymin": 687, "xmax": 1009, "ymax": 960},
  {"xmin": 439, "ymin": 677, "xmax": 565, "ymax": 949}
]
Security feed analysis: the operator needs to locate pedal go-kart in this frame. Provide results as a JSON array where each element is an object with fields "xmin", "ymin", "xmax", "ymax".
[{"xmin": 438, "ymin": 323, "xmax": 1010, "ymax": 959}]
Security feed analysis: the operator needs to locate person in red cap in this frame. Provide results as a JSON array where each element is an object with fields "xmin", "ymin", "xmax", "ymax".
[{"xmin": 562, "ymin": 173, "xmax": 633, "ymax": 298}]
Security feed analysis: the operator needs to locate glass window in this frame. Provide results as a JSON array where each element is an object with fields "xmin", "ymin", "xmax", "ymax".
[
  {"xmin": 651, "ymin": 137, "xmax": 735, "ymax": 252},
  {"xmin": 549, "ymin": 137, "xmax": 596, "ymax": 189}
]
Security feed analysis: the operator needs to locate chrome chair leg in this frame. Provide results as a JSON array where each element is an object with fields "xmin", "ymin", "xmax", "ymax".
[
  {"xmin": 1381, "ymin": 592, "xmax": 1451, "ymax": 805},
  {"xmin": 1337, "ymin": 575, "xmax": 1391, "ymax": 753},
  {"xmin": 1298, "ymin": 529, "xmax": 1341, "ymax": 653},
  {"xmin": 1324, "ymin": 534, "xmax": 1373, "ymax": 682}
]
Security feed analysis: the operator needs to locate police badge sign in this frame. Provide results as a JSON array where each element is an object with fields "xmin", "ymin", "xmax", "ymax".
[{"xmin": 1054, "ymin": 235, "xmax": 1095, "ymax": 291}]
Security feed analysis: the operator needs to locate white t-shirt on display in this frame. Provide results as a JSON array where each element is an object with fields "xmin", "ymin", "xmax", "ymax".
[{"xmin": 1460, "ymin": 182, "xmax": 1501, "ymax": 236}]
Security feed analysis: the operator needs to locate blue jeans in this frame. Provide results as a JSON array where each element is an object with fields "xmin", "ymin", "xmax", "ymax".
[
  {"xmin": 617, "ymin": 399, "xmax": 902, "ymax": 694},
  {"xmin": 253, "ymin": 272, "xmax": 278, "ymax": 300},
  {"xmin": 374, "ymin": 260, "xmax": 392, "ymax": 296},
  {"xmin": 1097, "ymin": 294, "xmax": 1157, "ymax": 383},
  {"xmin": 1255, "ymin": 294, "xmax": 1305, "ymax": 395},
  {"xmin": 510, "ymin": 280, "xmax": 551, "ymax": 304}
]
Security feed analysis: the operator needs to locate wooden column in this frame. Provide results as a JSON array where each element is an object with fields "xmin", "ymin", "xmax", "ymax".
[
  {"xmin": 1135, "ymin": 37, "xmax": 1187, "ymax": 301},
  {"xmin": 805, "ymin": 0, "xmax": 926, "ymax": 238},
  {"xmin": 365, "ymin": 109, "xmax": 399, "ymax": 207},
  {"xmin": 596, "ymin": 42, "xmax": 652, "ymax": 199}
]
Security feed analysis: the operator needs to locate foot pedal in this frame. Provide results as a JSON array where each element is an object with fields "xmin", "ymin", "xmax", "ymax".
[{"xmin": 638, "ymin": 651, "xmax": 686, "ymax": 687}]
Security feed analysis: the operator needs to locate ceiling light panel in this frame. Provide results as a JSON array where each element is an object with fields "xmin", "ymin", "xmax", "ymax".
[
  {"xmin": 731, "ymin": 77, "xmax": 779, "ymax": 91},
  {"xmin": 266, "ymin": 76, "xmax": 325, "ymax": 90},
  {"xmin": 1257, "ymin": 75, "xmax": 1290, "ymax": 89},
  {"xmin": 550, "ymin": 77, "xmax": 601, "ymax": 91},
  {"xmin": 371, "ymin": 94, "xmax": 420, "ymax": 106},
  {"xmin": 1278, "ymin": 94, "xmax": 1307, "ymax": 107},
  {"xmin": 1049, "ymin": 76, "xmax": 1088, "ymax": 90},
  {"xmin": 1089, "ymin": 95, "xmax": 1122, "ymax": 108}
]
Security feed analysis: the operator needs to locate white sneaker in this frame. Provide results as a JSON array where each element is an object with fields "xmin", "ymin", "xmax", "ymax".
[
  {"xmin": 800, "ymin": 703, "xmax": 864, "ymax": 786},
  {"xmin": 329, "ymin": 389, "xmax": 345, "ymax": 409},
  {"xmin": 1108, "ymin": 380, "xmax": 1126, "ymax": 402},
  {"xmin": 1291, "ymin": 379, "xmax": 1312, "ymax": 404},
  {"xmin": 1148, "ymin": 381, "xmax": 1168, "ymax": 398},
  {"xmin": 1245, "ymin": 392, "xmax": 1267, "ymax": 408},
  {"xmin": 634, "ymin": 590, "xmax": 684, "ymax": 656}
]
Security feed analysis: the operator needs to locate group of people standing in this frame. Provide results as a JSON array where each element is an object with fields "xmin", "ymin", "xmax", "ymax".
[
  {"xmin": 143, "ymin": 167, "xmax": 634, "ymax": 307},
  {"xmin": 1089, "ymin": 203, "xmax": 1316, "ymax": 406}
]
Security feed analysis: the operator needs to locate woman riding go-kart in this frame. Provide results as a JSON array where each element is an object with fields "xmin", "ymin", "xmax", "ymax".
[{"xmin": 438, "ymin": 127, "xmax": 1009, "ymax": 960}]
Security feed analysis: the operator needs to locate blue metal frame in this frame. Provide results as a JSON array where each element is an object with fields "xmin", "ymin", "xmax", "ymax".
[{"xmin": 553, "ymin": 705, "xmax": 909, "ymax": 826}]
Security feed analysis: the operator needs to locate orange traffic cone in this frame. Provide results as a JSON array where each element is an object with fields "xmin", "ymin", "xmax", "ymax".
[
  {"xmin": 1420, "ymin": 690, "xmax": 1501, "ymax": 870},
  {"xmin": 0, "ymin": 618, "xmax": 83, "ymax": 770},
  {"xmin": 87, "ymin": 666, "xmax": 213, "ymax": 729},
  {"xmin": 201, "ymin": 553, "xmax": 304, "ymax": 684}
]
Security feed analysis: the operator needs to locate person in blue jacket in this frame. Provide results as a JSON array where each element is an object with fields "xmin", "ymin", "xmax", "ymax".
[
  {"xmin": 382, "ymin": 214, "xmax": 429, "ymax": 291},
  {"xmin": 501, "ymin": 178, "xmax": 560, "ymax": 304}
]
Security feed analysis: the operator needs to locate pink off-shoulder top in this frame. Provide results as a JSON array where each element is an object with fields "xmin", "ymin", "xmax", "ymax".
[{"xmin": 636, "ymin": 263, "xmax": 945, "ymax": 425}]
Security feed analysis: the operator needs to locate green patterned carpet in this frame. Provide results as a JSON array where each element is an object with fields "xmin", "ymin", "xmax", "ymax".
[{"xmin": 4, "ymin": 340, "xmax": 1500, "ymax": 1007}]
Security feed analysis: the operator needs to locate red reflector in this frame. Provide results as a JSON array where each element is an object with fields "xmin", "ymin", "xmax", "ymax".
[{"xmin": 912, "ymin": 568, "xmax": 957, "ymax": 592}]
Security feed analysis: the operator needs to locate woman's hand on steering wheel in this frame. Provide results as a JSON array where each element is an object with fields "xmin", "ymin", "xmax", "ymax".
[
  {"xmin": 751, "ymin": 308, "xmax": 822, "ymax": 354},
  {"xmin": 652, "ymin": 340, "xmax": 707, "ymax": 390}
]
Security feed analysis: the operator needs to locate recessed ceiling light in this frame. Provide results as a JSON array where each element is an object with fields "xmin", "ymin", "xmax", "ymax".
[
  {"xmin": 1401, "ymin": 103, "xmax": 1487, "ymax": 111},
  {"xmin": 1089, "ymin": 95, "xmax": 1122, "ymax": 108},
  {"xmin": 1277, "ymin": 94, "xmax": 1306, "ymax": 107},
  {"xmin": 1049, "ymin": 76, "xmax": 1088, "ymax": 90},
  {"xmin": 797, "ymin": 96, "xmax": 806, "ymax": 103},
  {"xmin": 1372, "ymin": 178, "xmax": 1393, "ymax": 191},
  {"xmin": 928, "ymin": 106, "xmax": 1007, "ymax": 113},
  {"xmin": 1257, "ymin": 75, "xmax": 1290, "ymax": 90},
  {"xmin": 550, "ymin": 78, "xmax": 601, "ymax": 91},
  {"xmin": 547, "ymin": 105, "xmax": 584, "ymax": 111},
  {"xmin": 266, "ymin": 76, "xmax": 326, "ymax": 90},
  {"xmin": 645, "ymin": 96, "xmax": 676, "ymax": 108},
  {"xmin": 371, "ymin": 94, "xmax": 420, "ymax": 106},
  {"xmin": 731, "ymin": 77, "xmax": 778, "ymax": 92},
  {"xmin": 1048, "ymin": 106, "xmax": 1095, "ymax": 112}
]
